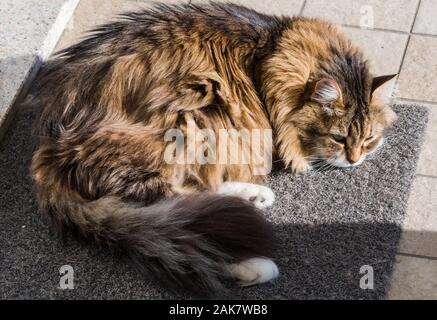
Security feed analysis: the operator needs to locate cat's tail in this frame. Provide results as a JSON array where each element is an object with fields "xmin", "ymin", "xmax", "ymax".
[{"xmin": 41, "ymin": 191, "xmax": 275, "ymax": 295}]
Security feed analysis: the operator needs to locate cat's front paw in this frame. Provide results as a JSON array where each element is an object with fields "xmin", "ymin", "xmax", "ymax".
[
  {"xmin": 290, "ymin": 157, "xmax": 311, "ymax": 175},
  {"xmin": 218, "ymin": 182, "xmax": 275, "ymax": 209}
]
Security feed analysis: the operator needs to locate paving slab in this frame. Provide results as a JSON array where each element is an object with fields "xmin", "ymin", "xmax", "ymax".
[
  {"xmin": 0, "ymin": 0, "xmax": 79, "ymax": 139},
  {"xmin": 303, "ymin": 0, "xmax": 419, "ymax": 32},
  {"xmin": 388, "ymin": 255, "xmax": 437, "ymax": 299},
  {"xmin": 399, "ymin": 175, "xmax": 437, "ymax": 258},
  {"xmin": 398, "ymin": 35, "xmax": 437, "ymax": 103},
  {"xmin": 342, "ymin": 27, "xmax": 408, "ymax": 76},
  {"xmin": 412, "ymin": 0, "xmax": 437, "ymax": 36}
]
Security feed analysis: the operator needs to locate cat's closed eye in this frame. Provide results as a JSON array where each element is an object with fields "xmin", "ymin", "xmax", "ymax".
[{"xmin": 331, "ymin": 134, "xmax": 346, "ymax": 143}]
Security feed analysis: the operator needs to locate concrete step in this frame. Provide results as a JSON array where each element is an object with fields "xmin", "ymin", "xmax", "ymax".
[{"xmin": 0, "ymin": 0, "xmax": 79, "ymax": 139}]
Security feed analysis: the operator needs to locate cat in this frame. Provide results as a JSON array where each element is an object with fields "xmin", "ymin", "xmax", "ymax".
[{"xmin": 30, "ymin": 2, "xmax": 397, "ymax": 296}]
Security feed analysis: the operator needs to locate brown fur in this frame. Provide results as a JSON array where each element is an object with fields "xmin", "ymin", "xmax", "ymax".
[
  {"xmin": 258, "ymin": 18, "xmax": 396, "ymax": 171},
  {"xmin": 30, "ymin": 2, "xmax": 396, "ymax": 294}
]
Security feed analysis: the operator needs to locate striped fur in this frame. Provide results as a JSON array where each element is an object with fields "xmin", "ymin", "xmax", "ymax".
[{"xmin": 30, "ymin": 2, "xmax": 396, "ymax": 295}]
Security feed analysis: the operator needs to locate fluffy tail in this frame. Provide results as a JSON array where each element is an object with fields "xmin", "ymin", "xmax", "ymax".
[{"xmin": 43, "ymin": 192, "xmax": 274, "ymax": 295}]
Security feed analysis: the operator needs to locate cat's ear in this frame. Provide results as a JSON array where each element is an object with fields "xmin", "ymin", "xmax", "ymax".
[
  {"xmin": 310, "ymin": 79, "xmax": 342, "ymax": 105},
  {"xmin": 371, "ymin": 74, "xmax": 397, "ymax": 105},
  {"xmin": 371, "ymin": 74, "xmax": 397, "ymax": 92}
]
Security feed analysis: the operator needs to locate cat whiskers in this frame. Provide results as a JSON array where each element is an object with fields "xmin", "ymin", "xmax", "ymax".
[
  {"xmin": 309, "ymin": 155, "xmax": 336, "ymax": 174},
  {"xmin": 301, "ymin": 155, "xmax": 334, "ymax": 174}
]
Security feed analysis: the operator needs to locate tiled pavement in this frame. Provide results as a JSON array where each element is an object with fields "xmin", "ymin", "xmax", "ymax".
[
  {"xmin": 0, "ymin": 0, "xmax": 79, "ymax": 139},
  {"xmin": 55, "ymin": 0, "xmax": 437, "ymax": 299}
]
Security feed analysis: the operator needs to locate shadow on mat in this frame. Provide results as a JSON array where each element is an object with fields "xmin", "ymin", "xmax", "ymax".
[{"xmin": 0, "ymin": 100, "xmax": 427, "ymax": 300}]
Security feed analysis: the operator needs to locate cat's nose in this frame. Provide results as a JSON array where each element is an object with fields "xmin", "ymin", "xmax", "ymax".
[
  {"xmin": 346, "ymin": 150, "xmax": 361, "ymax": 164},
  {"xmin": 348, "ymin": 157, "xmax": 358, "ymax": 164}
]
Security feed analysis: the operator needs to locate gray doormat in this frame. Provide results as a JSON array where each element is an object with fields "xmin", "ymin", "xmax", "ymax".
[{"xmin": 0, "ymin": 104, "xmax": 428, "ymax": 299}]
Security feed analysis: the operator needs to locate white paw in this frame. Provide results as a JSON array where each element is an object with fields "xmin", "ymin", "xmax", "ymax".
[
  {"xmin": 228, "ymin": 258, "xmax": 279, "ymax": 286},
  {"xmin": 290, "ymin": 157, "xmax": 311, "ymax": 175},
  {"xmin": 218, "ymin": 182, "xmax": 275, "ymax": 209}
]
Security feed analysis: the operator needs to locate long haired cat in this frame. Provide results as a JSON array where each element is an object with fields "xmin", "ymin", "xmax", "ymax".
[{"xmin": 30, "ymin": 2, "xmax": 396, "ymax": 295}]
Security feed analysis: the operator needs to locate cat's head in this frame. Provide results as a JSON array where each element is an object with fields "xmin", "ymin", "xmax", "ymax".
[
  {"xmin": 260, "ymin": 18, "xmax": 398, "ymax": 171},
  {"xmin": 296, "ymin": 73, "xmax": 397, "ymax": 168}
]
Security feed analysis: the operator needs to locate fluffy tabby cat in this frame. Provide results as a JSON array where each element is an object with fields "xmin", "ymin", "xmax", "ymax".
[{"xmin": 30, "ymin": 2, "xmax": 397, "ymax": 295}]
